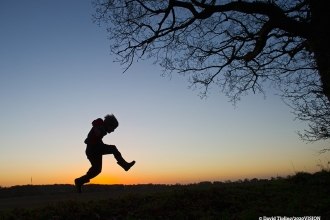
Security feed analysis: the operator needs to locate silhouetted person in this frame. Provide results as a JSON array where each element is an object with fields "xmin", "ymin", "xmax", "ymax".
[{"xmin": 74, "ymin": 114, "xmax": 135, "ymax": 193}]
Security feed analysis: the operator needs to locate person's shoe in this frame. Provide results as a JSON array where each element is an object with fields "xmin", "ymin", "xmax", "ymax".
[
  {"xmin": 74, "ymin": 178, "xmax": 83, "ymax": 193},
  {"xmin": 117, "ymin": 160, "xmax": 136, "ymax": 171},
  {"xmin": 74, "ymin": 175, "xmax": 90, "ymax": 193}
]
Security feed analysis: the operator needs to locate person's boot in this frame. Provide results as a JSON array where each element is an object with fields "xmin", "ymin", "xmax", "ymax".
[
  {"xmin": 117, "ymin": 160, "xmax": 136, "ymax": 171},
  {"xmin": 74, "ymin": 175, "xmax": 90, "ymax": 193}
]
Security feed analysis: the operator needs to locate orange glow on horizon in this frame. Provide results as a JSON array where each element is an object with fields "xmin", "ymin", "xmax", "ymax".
[
  {"xmin": 89, "ymin": 176, "xmax": 119, "ymax": 185},
  {"xmin": 2, "ymin": 160, "xmax": 321, "ymax": 187}
]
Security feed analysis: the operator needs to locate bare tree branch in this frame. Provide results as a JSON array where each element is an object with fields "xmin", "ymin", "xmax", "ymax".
[{"xmin": 92, "ymin": 0, "xmax": 330, "ymax": 144}]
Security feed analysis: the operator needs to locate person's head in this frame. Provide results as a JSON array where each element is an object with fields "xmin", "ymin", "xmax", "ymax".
[{"xmin": 104, "ymin": 114, "xmax": 119, "ymax": 133}]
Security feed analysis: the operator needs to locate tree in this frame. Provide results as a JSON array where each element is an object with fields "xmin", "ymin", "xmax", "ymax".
[{"xmin": 92, "ymin": 0, "xmax": 330, "ymax": 144}]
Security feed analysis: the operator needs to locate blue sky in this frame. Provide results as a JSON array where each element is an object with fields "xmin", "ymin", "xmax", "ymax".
[{"xmin": 0, "ymin": 0, "xmax": 329, "ymax": 187}]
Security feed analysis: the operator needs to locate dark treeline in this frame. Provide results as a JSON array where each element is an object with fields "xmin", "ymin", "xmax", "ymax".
[
  {"xmin": 0, "ymin": 177, "xmax": 276, "ymax": 199},
  {"xmin": 0, "ymin": 183, "xmax": 189, "ymax": 198},
  {"xmin": 0, "ymin": 184, "xmax": 123, "ymax": 198}
]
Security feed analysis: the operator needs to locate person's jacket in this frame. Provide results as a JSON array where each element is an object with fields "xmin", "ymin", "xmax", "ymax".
[{"xmin": 84, "ymin": 118, "xmax": 107, "ymax": 145}]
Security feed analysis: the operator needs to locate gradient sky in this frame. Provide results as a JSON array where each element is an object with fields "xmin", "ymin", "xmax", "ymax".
[{"xmin": 0, "ymin": 1, "xmax": 329, "ymax": 187}]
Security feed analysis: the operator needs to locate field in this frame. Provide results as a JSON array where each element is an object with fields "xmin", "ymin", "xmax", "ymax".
[{"xmin": 0, "ymin": 171, "xmax": 329, "ymax": 220}]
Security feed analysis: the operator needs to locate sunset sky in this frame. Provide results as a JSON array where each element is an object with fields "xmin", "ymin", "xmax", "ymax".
[{"xmin": 0, "ymin": 1, "xmax": 329, "ymax": 187}]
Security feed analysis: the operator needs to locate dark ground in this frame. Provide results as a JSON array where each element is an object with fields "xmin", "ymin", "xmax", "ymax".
[{"xmin": 0, "ymin": 187, "xmax": 171, "ymax": 209}]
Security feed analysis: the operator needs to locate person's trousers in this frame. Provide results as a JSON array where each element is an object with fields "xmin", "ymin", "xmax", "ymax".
[{"xmin": 85, "ymin": 144, "xmax": 123, "ymax": 179}]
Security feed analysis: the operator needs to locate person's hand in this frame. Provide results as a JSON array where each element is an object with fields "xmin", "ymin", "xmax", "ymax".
[{"xmin": 94, "ymin": 128, "xmax": 101, "ymax": 136}]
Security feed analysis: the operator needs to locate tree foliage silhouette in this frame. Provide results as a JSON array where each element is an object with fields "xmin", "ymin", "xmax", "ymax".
[{"xmin": 92, "ymin": 0, "xmax": 330, "ymax": 144}]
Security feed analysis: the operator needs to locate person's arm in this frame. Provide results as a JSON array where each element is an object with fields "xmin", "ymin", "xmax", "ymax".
[{"xmin": 85, "ymin": 127, "xmax": 103, "ymax": 145}]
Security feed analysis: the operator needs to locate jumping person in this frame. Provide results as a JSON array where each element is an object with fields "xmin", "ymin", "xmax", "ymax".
[{"xmin": 74, "ymin": 114, "xmax": 135, "ymax": 193}]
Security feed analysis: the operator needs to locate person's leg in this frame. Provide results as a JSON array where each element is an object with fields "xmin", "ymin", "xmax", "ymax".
[
  {"xmin": 86, "ymin": 154, "xmax": 103, "ymax": 179},
  {"xmin": 100, "ymin": 144, "xmax": 135, "ymax": 171},
  {"xmin": 75, "ymin": 148, "xmax": 103, "ymax": 193}
]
